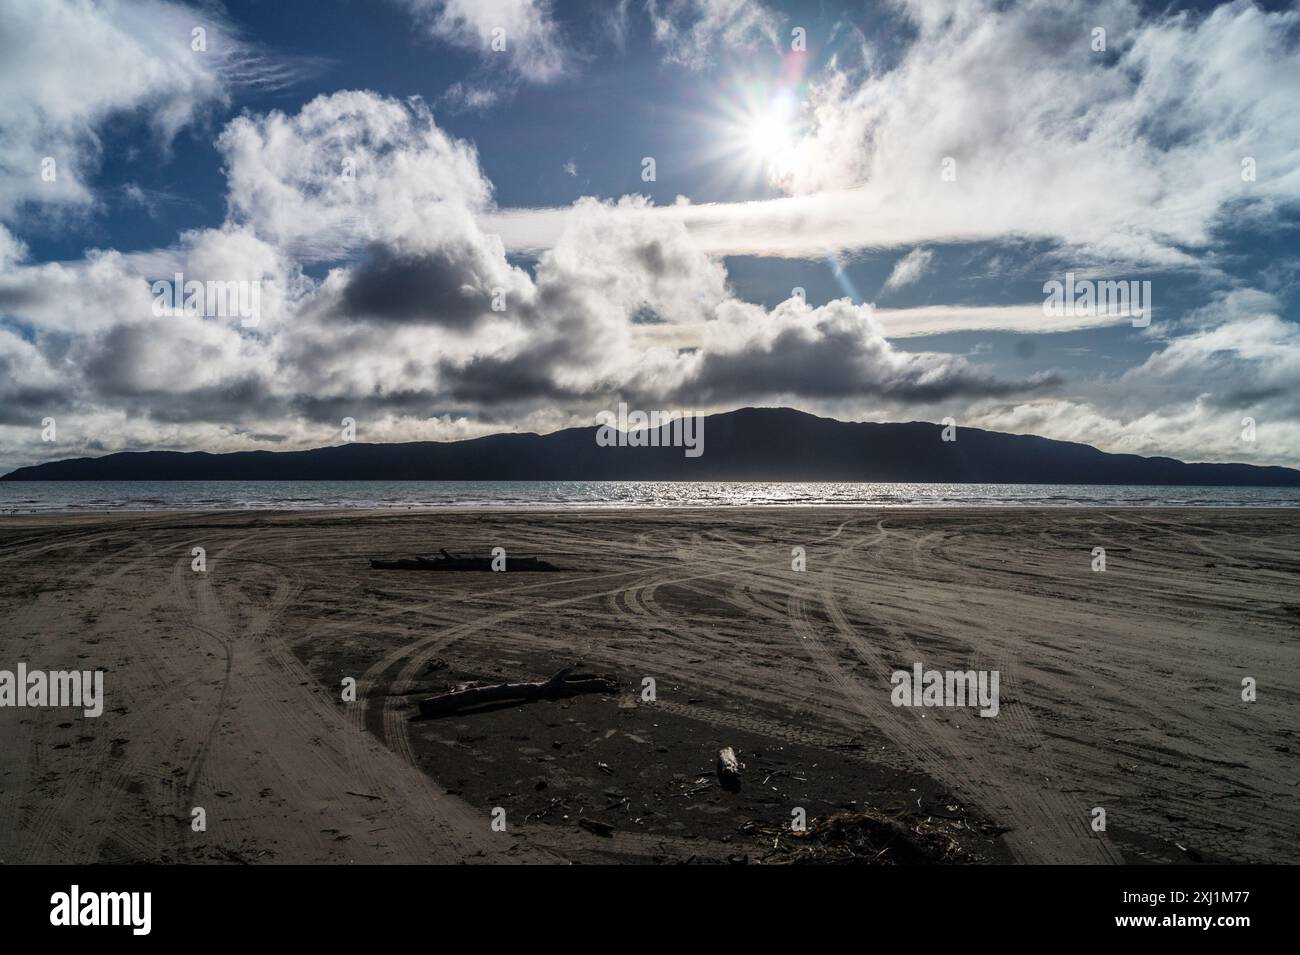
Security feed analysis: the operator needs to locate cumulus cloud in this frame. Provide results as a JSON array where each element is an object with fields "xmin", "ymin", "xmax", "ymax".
[
  {"xmin": 542, "ymin": 196, "xmax": 730, "ymax": 324},
  {"xmin": 0, "ymin": 89, "xmax": 1054, "ymax": 472},
  {"xmin": 0, "ymin": 327, "xmax": 64, "ymax": 425},
  {"xmin": 670, "ymin": 296, "xmax": 1061, "ymax": 405},
  {"xmin": 218, "ymin": 90, "xmax": 494, "ymax": 261},
  {"xmin": 396, "ymin": 0, "xmax": 569, "ymax": 83},
  {"xmin": 336, "ymin": 244, "xmax": 504, "ymax": 327}
]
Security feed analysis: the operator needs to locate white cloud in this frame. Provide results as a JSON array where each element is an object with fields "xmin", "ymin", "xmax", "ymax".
[
  {"xmin": 771, "ymin": 0, "xmax": 1300, "ymax": 264},
  {"xmin": 0, "ymin": 0, "xmax": 259, "ymax": 223},
  {"xmin": 874, "ymin": 304, "xmax": 1129, "ymax": 337},
  {"xmin": 883, "ymin": 248, "xmax": 934, "ymax": 292},
  {"xmin": 605, "ymin": 0, "xmax": 633, "ymax": 51},
  {"xmin": 1121, "ymin": 313, "xmax": 1300, "ymax": 412},
  {"xmin": 971, "ymin": 397, "xmax": 1300, "ymax": 468},
  {"xmin": 218, "ymin": 91, "xmax": 495, "ymax": 261},
  {"xmin": 397, "ymin": 0, "xmax": 569, "ymax": 83},
  {"xmin": 0, "ymin": 249, "xmax": 158, "ymax": 335},
  {"xmin": 967, "ymin": 299, "xmax": 1300, "ymax": 467},
  {"xmin": 634, "ymin": 302, "xmax": 1130, "ymax": 348},
  {"xmin": 440, "ymin": 82, "xmax": 503, "ymax": 113},
  {"xmin": 489, "ymin": 0, "xmax": 1300, "ymax": 268},
  {"xmin": 543, "ymin": 195, "xmax": 730, "ymax": 324},
  {"xmin": 0, "ymin": 225, "xmax": 27, "ymax": 269},
  {"xmin": 649, "ymin": 0, "xmax": 780, "ymax": 68}
]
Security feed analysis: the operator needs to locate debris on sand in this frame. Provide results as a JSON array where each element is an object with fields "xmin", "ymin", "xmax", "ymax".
[
  {"xmin": 745, "ymin": 807, "xmax": 991, "ymax": 864},
  {"xmin": 717, "ymin": 747, "xmax": 744, "ymax": 791},
  {"xmin": 418, "ymin": 667, "xmax": 618, "ymax": 718},
  {"xmin": 370, "ymin": 549, "xmax": 561, "ymax": 572}
]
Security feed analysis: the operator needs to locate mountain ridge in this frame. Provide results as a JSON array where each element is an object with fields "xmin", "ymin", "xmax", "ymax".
[{"xmin": 4, "ymin": 407, "xmax": 1298, "ymax": 486}]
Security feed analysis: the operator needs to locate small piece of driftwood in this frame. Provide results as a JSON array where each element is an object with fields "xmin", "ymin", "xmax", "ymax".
[
  {"xmin": 417, "ymin": 667, "xmax": 617, "ymax": 718},
  {"xmin": 717, "ymin": 747, "xmax": 744, "ymax": 791},
  {"xmin": 578, "ymin": 817, "xmax": 615, "ymax": 838}
]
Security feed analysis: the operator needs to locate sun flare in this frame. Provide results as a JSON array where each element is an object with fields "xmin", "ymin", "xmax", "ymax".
[{"xmin": 746, "ymin": 113, "xmax": 794, "ymax": 161}]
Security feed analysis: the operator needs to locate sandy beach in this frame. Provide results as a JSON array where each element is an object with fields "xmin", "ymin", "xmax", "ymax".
[{"xmin": 0, "ymin": 507, "xmax": 1296, "ymax": 865}]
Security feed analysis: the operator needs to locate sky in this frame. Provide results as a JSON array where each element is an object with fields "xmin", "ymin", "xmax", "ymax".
[{"xmin": 1, "ymin": 0, "xmax": 1298, "ymax": 473}]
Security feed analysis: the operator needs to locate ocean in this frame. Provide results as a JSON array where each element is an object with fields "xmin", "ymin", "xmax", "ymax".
[{"xmin": 3, "ymin": 480, "xmax": 1299, "ymax": 513}]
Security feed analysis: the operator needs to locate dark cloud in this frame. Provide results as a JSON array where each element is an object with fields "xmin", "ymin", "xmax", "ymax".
[
  {"xmin": 124, "ymin": 379, "xmax": 279, "ymax": 424},
  {"xmin": 80, "ymin": 324, "xmax": 180, "ymax": 399},
  {"xmin": 336, "ymin": 244, "xmax": 494, "ymax": 327},
  {"xmin": 1209, "ymin": 386, "xmax": 1291, "ymax": 409},
  {"xmin": 0, "ymin": 346, "xmax": 69, "ymax": 422},
  {"xmin": 0, "ymin": 286, "xmax": 42, "ymax": 310},
  {"xmin": 635, "ymin": 241, "xmax": 668, "ymax": 276},
  {"xmin": 292, "ymin": 390, "xmax": 449, "ymax": 423},
  {"xmin": 438, "ymin": 350, "xmax": 583, "ymax": 406},
  {"xmin": 672, "ymin": 324, "xmax": 1059, "ymax": 405},
  {"xmin": 0, "ymin": 385, "xmax": 65, "ymax": 424}
]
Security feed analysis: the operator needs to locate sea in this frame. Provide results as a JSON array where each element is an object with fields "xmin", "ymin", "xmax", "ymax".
[{"xmin": 2, "ymin": 481, "xmax": 1299, "ymax": 513}]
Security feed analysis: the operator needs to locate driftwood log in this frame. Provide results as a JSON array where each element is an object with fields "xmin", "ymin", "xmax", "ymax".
[
  {"xmin": 418, "ymin": 667, "xmax": 617, "ymax": 718},
  {"xmin": 717, "ymin": 746, "xmax": 744, "ymax": 791}
]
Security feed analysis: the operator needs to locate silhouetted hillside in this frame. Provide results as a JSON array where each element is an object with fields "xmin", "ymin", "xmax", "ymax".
[{"xmin": 4, "ymin": 408, "xmax": 1298, "ymax": 485}]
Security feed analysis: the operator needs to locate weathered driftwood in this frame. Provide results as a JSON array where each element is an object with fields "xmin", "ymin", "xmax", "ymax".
[
  {"xmin": 578, "ymin": 817, "xmax": 615, "ymax": 838},
  {"xmin": 717, "ymin": 746, "xmax": 744, "ymax": 791},
  {"xmin": 417, "ymin": 668, "xmax": 617, "ymax": 718}
]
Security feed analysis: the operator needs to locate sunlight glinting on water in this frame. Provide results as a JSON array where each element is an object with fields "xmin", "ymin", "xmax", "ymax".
[{"xmin": 3, "ymin": 480, "xmax": 1300, "ymax": 513}]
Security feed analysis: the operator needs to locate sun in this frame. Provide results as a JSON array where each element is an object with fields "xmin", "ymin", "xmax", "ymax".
[
  {"xmin": 690, "ymin": 73, "xmax": 807, "ymax": 194},
  {"xmin": 727, "ymin": 85, "xmax": 801, "ymax": 186},
  {"xmin": 746, "ymin": 112, "xmax": 794, "ymax": 162}
]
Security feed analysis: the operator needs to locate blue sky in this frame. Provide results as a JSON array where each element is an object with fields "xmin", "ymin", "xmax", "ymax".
[{"xmin": 1, "ymin": 0, "xmax": 1298, "ymax": 471}]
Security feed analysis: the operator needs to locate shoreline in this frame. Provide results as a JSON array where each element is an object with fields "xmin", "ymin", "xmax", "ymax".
[
  {"xmin": 5, "ymin": 479, "xmax": 1300, "ymax": 519},
  {"xmin": 4, "ymin": 501, "xmax": 1300, "ymax": 520}
]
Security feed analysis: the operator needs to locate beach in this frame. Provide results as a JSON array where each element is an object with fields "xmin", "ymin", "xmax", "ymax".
[{"xmin": 0, "ymin": 507, "xmax": 1296, "ymax": 864}]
